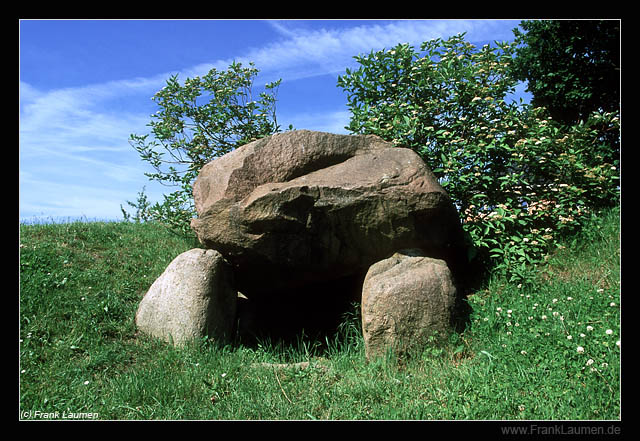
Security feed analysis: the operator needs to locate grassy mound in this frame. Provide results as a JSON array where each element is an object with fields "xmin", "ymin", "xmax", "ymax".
[{"xmin": 19, "ymin": 208, "xmax": 620, "ymax": 420}]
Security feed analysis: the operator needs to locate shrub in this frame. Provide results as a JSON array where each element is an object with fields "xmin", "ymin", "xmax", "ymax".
[
  {"xmin": 337, "ymin": 33, "xmax": 619, "ymax": 283},
  {"xmin": 128, "ymin": 61, "xmax": 284, "ymax": 237}
]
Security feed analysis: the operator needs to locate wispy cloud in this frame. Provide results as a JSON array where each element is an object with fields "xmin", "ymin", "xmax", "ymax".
[
  {"xmin": 182, "ymin": 20, "xmax": 519, "ymax": 84},
  {"xmin": 266, "ymin": 20, "xmax": 300, "ymax": 39},
  {"xmin": 248, "ymin": 20, "xmax": 519, "ymax": 81}
]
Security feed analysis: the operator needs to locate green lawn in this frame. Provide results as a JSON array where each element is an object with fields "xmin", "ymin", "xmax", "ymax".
[{"xmin": 19, "ymin": 208, "xmax": 620, "ymax": 420}]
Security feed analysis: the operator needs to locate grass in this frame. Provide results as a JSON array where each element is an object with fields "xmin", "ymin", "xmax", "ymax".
[{"xmin": 19, "ymin": 208, "xmax": 620, "ymax": 420}]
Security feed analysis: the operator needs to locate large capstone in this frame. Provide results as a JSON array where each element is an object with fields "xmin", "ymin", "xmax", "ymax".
[{"xmin": 190, "ymin": 130, "xmax": 467, "ymax": 299}]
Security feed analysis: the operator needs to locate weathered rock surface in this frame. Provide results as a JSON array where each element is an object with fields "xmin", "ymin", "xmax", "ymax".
[
  {"xmin": 190, "ymin": 130, "xmax": 466, "ymax": 297},
  {"xmin": 192, "ymin": 130, "xmax": 391, "ymax": 213},
  {"xmin": 135, "ymin": 249, "xmax": 236, "ymax": 346},
  {"xmin": 361, "ymin": 249, "xmax": 457, "ymax": 359}
]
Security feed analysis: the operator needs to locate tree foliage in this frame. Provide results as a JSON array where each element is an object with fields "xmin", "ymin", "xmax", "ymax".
[
  {"xmin": 337, "ymin": 33, "xmax": 619, "ymax": 283},
  {"xmin": 127, "ymin": 61, "xmax": 283, "ymax": 236},
  {"xmin": 511, "ymin": 20, "xmax": 620, "ymax": 127}
]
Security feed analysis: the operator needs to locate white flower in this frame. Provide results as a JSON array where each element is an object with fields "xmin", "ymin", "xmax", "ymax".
[
  {"xmin": 605, "ymin": 329, "xmax": 613, "ymax": 335},
  {"xmin": 83, "ymin": 380, "xmax": 90, "ymax": 385},
  {"xmin": 577, "ymin": 346, "xmax": 585, "ymax": 353},
  {"xmin": 567, "ymin": 335, "xmax": 573, "ymax": 340},
  {"xmin": 586, "ymin": 325, "xmax": 594, "ymax": 332},
  {"xmin": 586, "ymin": 359, "xmax": 594, "ymax": 366},
  {"xmin": 616, "ymin": 340, "xmax": 621, "ymax": 348}
]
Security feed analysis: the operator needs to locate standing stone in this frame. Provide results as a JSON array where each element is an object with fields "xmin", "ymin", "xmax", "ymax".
[
  {"xmin": 361, "ymin": 249, "xmax": 457, "ymax": 360},
  {"xmin": 135, "ymin": 248, "xmax": 236, "ymax": 346}
]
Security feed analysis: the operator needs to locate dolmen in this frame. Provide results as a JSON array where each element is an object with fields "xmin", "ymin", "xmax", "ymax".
[{"xmin": 136, "ymin": 130, "xmax": 468, "ymax": 359}]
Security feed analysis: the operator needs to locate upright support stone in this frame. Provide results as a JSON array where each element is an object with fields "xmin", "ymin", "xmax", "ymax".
[
  {"xmin": 135, "ymin": 248, "xmax": 236, "ymax": 346},
  {"xmin": 361, "ymin": 249, "xmax": 458, "ymax": 360}
]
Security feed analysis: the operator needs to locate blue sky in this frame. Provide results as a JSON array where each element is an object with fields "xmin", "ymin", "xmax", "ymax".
[{"xmin": 19, "ymin": 19, "xmax": 529, "ymax": 222}]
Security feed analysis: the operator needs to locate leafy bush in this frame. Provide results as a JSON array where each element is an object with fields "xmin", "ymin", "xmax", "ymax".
[
  {"xmin": 127, "ymin": 61, "xmax": 284, "ymax": 237},
  {"xmin": 337, "ymin": 33, "xmax": 619, "ymax": 283}
]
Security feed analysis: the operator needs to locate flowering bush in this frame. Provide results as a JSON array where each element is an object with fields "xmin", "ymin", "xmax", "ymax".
[{"xmin": 337, "ymin": 33, "xmax": 619, "ymax": 283}]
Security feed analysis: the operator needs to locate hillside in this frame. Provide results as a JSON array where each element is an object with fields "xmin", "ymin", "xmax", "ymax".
[{"xmin": 19, "ymin": 208, "xmax": 620, "ymax": 420}]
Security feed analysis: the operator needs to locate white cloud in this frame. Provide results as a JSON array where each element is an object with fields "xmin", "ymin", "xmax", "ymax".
[
  {"xmin": 173, "ymin": 20, "xmax": 519, "ymax": 86},
  {"xmin": 243, "ymin": 20, "xmax": 519, "ymax": 81},
  {"xmin": 266, "ymin": 20, "xmax": 300, "ymax": 39}
]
